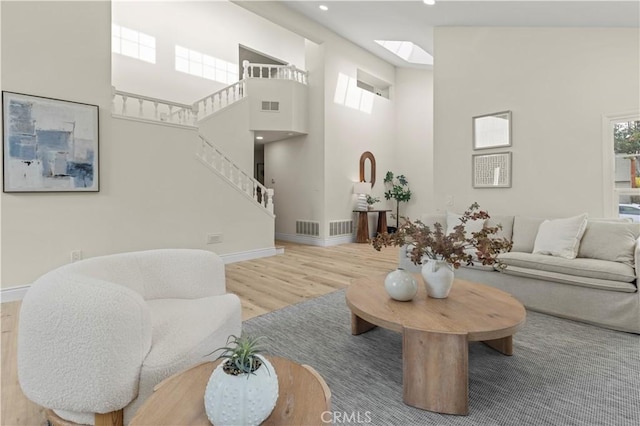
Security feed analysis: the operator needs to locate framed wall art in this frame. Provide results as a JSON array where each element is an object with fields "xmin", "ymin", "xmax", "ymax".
[
  {"xmin": 473, "ymin": 110, "xmax": 511, "ymax": 150},
  {"xmin": 472, "ymin": 152, "xmax": 512, "ymax": 188},
  {"xmin": 2, "ymin": 91, "xmax": 99, "ymax": 192}
]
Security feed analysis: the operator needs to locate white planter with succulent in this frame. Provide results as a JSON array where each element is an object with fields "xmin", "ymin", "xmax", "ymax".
[{"xmin": 204, "ymin": 334, "xmax": 278, "ymax": 426}]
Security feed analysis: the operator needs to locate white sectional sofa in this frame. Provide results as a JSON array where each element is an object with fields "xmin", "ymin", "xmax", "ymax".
[{"xmin": 399, "ymin": 214, "xmax": 640, "ymax": 334}]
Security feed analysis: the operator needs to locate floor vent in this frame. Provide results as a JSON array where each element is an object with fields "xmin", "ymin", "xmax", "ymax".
[
  {"xmin": 296, "ymin": 220, "xmax": 319, "ymax": 237},
  {"xmin": 329, "ymin": 219, "xmax": 353, "ymax": 237}
]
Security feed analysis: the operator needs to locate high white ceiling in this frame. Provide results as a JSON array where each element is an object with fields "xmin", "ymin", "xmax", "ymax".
[{"xmin": 280, "ymin": 0, "xmax": 640, "ymax": 68}]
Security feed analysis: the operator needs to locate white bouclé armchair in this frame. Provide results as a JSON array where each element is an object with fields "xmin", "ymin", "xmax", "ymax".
[{"xmin": 18, "ymin": 249, "xmax": 242, "ymax": 425}]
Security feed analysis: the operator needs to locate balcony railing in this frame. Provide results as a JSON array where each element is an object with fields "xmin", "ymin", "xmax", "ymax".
[{"xmin": 111, "ymin": 88, "xmax": 197, "ymax": 127}]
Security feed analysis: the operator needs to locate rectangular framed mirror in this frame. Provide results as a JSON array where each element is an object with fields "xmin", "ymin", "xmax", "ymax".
[{"xmin": 473, "ymin": 110, "xmax": 511, "ymax": 150}]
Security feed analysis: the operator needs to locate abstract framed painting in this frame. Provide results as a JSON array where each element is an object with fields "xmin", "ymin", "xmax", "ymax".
[{"xmin": 2, "ymin": 91, "xmax": 99, "ymax": 192}]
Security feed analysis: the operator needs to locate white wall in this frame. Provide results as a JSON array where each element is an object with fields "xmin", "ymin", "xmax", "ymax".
[
  {"xmin": 434, "ymin": 27, "xmax": 640, "ymax": 218},
  {"xmin": 247, "ymin": 78, "xmax": 308, "ymax": 134},
  {"xmin": 112, "ymin": 0, "xmax": 305, "ymax": 104},
  {"xmin": 1, "ymin": 1, "xmax": 274, "ymax": 288},
  {"xmin": 323, "ymin": 39, "xmax": 397, "ymax": 235},
  {"xmin": 395, "ymin": 68, "xmax": 434, "ymax": 220},
  {"xmin": 199, "ymin": 99, "xmax": 253, "ymax": 172},
  {"xmin": 265, "ymin": 40, "xmax": 325, "ymax": 237}
]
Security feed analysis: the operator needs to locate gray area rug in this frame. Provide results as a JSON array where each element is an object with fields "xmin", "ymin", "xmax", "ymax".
[{"xmin": 244, "ymin": 289, "xmax": 640, "ymax": 426}]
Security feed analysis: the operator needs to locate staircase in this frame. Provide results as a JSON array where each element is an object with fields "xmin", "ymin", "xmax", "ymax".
[{"xmin": 111, "ymin": 61, "xmax": 308, "ymax": 217}]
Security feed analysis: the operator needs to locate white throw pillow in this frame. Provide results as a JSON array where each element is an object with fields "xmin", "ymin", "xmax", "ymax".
[
  {"xmin": 532, "ymin": 213, "xmax": 588, "ymax": 259},
  {"xmin": 446, "ymin": 211, "xmax": 486, "ymax": 236},
  {"xmin": 446, "ymin": 212, "xmax": 486, "ymax": 259}
]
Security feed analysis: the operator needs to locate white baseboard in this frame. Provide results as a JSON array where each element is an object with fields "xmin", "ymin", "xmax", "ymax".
[
  {"xmin": 275, "ymin": 233, "xmax": 356, "ymax": 247},
  {"xmin": 1, "ymin": 284, "xmax": 31, "ymax": 303},
  {"xmin": 0, "ymin": 248, "xmax": 278, "ymax": 303},
  {"xmin": 220, "ymin": 246, "xmax": 278, "ymax": 264}
]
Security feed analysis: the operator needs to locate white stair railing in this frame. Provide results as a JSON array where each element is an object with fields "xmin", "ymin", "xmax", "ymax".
[
  {"xmin": 242, "ymin": 61, "xmax": 308, "ymax": 85},
  {"xmin": 112, "ymin": 88, "xmax": 197, "ymax": 127},
  {"xmin": 196, "ymin": 135, "xmax": 274, "ymax": 215},
  {"xmin": 192, "ymin": 80, "xmax": 246, "ymax": 121}
]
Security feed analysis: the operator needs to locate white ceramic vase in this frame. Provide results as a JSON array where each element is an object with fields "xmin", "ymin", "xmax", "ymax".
[
  {"xmin": 204, "ymin": 355, "xmax": 279, "ymax": 426},
  {"xmin": 421, "ymin": 260, "xmax": 454, "ymax": 299},
  {"xmin": 384, "ymin": 268, "xmax": 418, "ymax": 301}
]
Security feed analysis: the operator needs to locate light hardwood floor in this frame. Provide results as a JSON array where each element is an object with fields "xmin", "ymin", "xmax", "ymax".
[{"xmin": 1, "ymin": 241, "xmax": 398, "ymax": 425}]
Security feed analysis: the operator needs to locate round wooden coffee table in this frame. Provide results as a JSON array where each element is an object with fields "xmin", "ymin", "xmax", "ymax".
[
  {"xmin": 346, "ymin": 274, "xmax": 526, "ymax": 415},
  {"xmin": 130, "ymin": 356, "xmax": 331, "ymax": 425}
]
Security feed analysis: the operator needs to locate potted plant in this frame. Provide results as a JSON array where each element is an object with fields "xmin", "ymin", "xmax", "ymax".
[
  {"xmin": 366, "ymin": 195, "xmax": 380, "ymax": 211},
  {"xmin": 372, "ymin": 203, "xmax": 512, "ymax": 298},
  {"xmin": 383, "ymin": 171, "xmax": 411, "ymax": 232},
  {"xmin": 204, "ymin": 334, "xmax": 278, "ymax": 426}
]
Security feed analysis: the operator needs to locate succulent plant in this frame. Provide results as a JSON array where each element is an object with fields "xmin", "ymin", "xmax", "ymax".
[{"xmin": 212, "ymin": 334, "xmax": 268, "ymax": 376}]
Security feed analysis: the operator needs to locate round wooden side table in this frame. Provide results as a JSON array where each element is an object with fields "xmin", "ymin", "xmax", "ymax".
[{"xmin": 130, "ymin": 356, "xmax": 331, "ymax": 425}]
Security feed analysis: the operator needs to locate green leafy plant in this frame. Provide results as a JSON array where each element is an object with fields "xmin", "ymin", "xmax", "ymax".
[
  {"xmin": 383, "ymin": 171, "xmax": 412, "ymax": 229},
  {"xmin": 211, "ymin": 334, "xmax": 267, "ymax": 376},
  {"xmin": 372, "ymin": 203, "xmax": 512, "ymax": 269},
  {"xmin": 366, "ymin": 195, "xmax": 380, "ymax": 206}
]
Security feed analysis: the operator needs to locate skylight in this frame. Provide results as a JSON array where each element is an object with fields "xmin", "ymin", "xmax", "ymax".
[{"xmin": 374, "ymin": 40, "xmax": 433, "ymax": 65}]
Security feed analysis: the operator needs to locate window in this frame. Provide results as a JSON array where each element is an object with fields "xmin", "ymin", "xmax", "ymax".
[
  {"xmin": 112, "ymin": 24, "xmax": 156, "ymax": 64},
  {"xmin": 604, "ymin": 113, "xmax": 640, "ymax": 219},
  {"xmin": 175, "ymin": 46, "xmax": 238, "ymax": 85},
  {"xmin": 333, "ymin": 73, "xmax": 374, "ymax": 114}
]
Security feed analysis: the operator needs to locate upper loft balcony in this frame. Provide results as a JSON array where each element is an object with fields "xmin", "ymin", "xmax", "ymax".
[{"xmin": 112, "ymin": 61, "xmax": 309, "ymax": 144}]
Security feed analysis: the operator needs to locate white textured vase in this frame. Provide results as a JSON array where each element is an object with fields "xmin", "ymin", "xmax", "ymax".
[
  {"xmin": 384, "ymin": 268, "xmax": 418, "ymax": 301},
  {"xmin": 421, "ymin": 260, "xmax": 454, "ymax": 299},
  {"xmin": 204, "ymin": 355, "xmax": 279, "ymax": 426}
]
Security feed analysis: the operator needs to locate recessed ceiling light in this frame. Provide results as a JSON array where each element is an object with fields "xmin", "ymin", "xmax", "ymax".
[
  {"xmin": 256, "ymin": 136, "xmax": 264, "ymax": 140},
  {"xmin": 423, "ymin": 0, "xmax": 436, "ymax": 5},
  {"xmin": 319, "ymin": 5, "xmax": 329, "ymax": 12}
]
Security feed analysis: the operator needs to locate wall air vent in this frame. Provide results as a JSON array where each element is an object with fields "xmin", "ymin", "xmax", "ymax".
[
  {"xmin": 296, "ymin": 220, "xmax": 319, "ymax": 237},
  {"xmin": 329, "ymin": 220, "xmax": 354, "ymax": 237},
  {"xmin": 261, "ymin": 101, "xmax": 280, "ymax": 112}
]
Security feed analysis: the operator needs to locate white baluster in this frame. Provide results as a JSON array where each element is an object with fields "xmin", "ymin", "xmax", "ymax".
[
  {"xmin": 122, "ymin": 96, "xmax": 128, "ymax": 115},
  {"xmin": 191, "ymin": 105, "xmax": 198, "ymax": 125},
  {"xmin": 138, "ymin": 99, "xmax": 144, "ymax": 117},
  {"xmin": 242, "ymin": 60, "xmax": 249, "ymax": 79},
  {"xmin": 153, "ymin": 102, "xmax": 159, "ymax": 120},
  {"xmin": 265, "ymin": 188, "xmax": 274, "ymax": 213},
  {"xmin": 168, "ymin": 105, "xmax": 173, "ymax": 123}
]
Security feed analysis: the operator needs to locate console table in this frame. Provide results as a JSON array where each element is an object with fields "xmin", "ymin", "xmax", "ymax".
[{"xmin": 353, "ymin": 209, "xmax": 390, "ymax": 243}]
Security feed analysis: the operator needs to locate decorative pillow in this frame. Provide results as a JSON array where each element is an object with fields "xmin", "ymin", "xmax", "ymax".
[
  {"xmin": 446, "ymin": 211, "xmax": 486, "ymax": 236},
  {"xmin": 486, "ymin": 215, "xmax": 515, "ymax": 241},
  {"xmin": 446, "ymin": 211, "xmax": 486, "ymax": 259},
  {"xmin": 532, "ymin": 213, "xmax": 588, "ymax": 259},
  {"xmin": 578, "ymin": 221, "xmax": 640, "ymax": 266},
  {"xmin": 419, "ymin": 213, "xmax": 447, "ymax": 229},
  {"xmin": 511, "ymin": 216, "xmax": 545, "ymax": 253}
]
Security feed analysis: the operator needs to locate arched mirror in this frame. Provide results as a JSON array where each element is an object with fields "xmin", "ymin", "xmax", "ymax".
[{"xmin": 359, "ymin": 151, "xmax": 376, "ymax": 188}]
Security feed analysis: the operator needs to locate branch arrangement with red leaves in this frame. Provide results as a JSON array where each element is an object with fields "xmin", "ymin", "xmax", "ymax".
[{"xmin": 372, "ymin": 202, "xmax": 513, "ymax": 269}]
